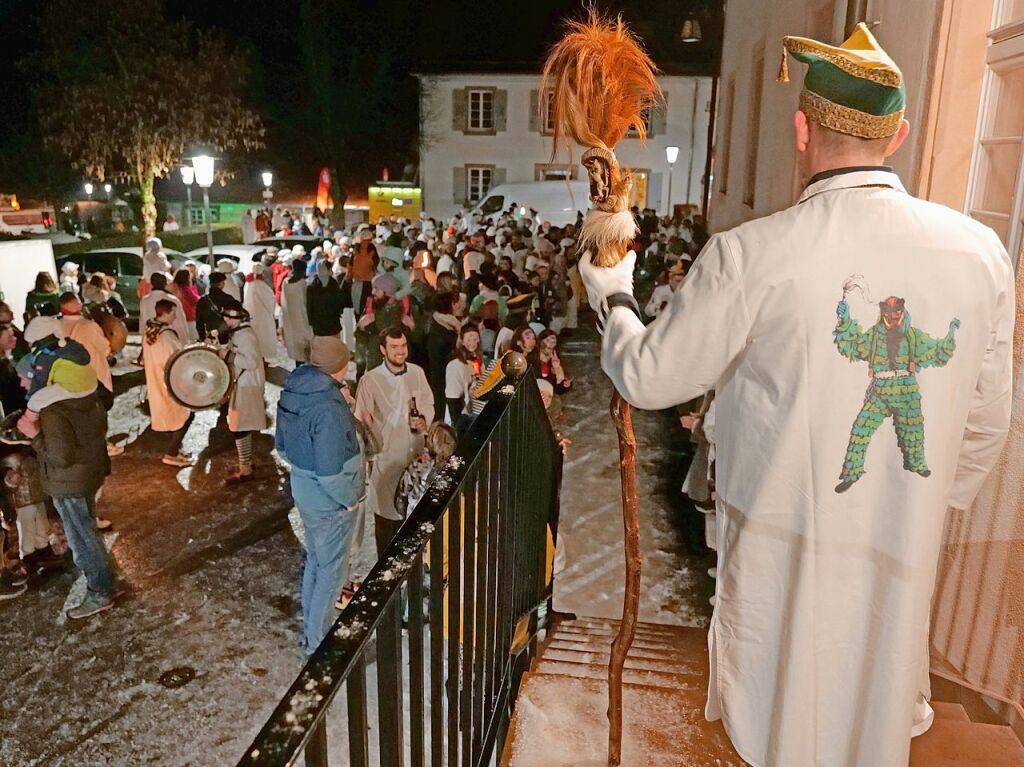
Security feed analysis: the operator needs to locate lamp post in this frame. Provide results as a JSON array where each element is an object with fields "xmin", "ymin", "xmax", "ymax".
[
  {"xmin": 84, "ymin": 182, "xmax": 93, "ymax": 199},
  {"xmin": 261, "ymin": 170, "xmax": 273, "ymax": 204},
  {"xmin": 103, "ymin": 183, "xmax": 112, "ymax": 200},
  {"xmin": 192, "ymin": 155, "xmax": 215, "ymax": 261},
  {"xmin": 665, "ymin": 145, "xmax": 679, "ymax": 219},
  {"xmin": 180, "ymin": 165, "xmax": 195, "ymax": 229}
]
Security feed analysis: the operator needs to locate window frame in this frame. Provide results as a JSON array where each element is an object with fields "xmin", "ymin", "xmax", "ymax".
[
  {"xmin": 466, "ymin": 87, "xmax": 497, "ymax": 134},
  {"xmin": 465, "ymin": 164, "xmax": 495, "ymax": 205},
  {"xmin": 534, "ymin": 163, "xmax": 575, "ymax": 181},
  {"xmin": 625, "ymin": 108, "xmax": 654, "ymax": 139}
]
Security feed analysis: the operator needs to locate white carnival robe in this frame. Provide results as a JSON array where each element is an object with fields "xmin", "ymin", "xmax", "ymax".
[
  {"xmin": 139, "ymin": 290, "xmax": 189, "ymax": 344},
  {"xmin": 354, "ymin": 363, "xmax": 434, "ymax": 521},
  {"xmin": 280, "ymin": 277, "xmax": 313, "ymax": 362},
  {"xmin": 142, "ymin": 325, "xmax": 190, "ymax": 432},
  {"xmin": 599, "ymin": 170, "xmax": 1014, "ymax": 767},
  {"xmin": 243, "ymin": 278, "xmax": 277, "ymax": 361},
  {"xmin": 227, "ymin": 324, "xmax": 268, "ymax": 433}
]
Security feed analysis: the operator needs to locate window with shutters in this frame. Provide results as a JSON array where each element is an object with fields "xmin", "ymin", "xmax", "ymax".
[
  {"xmin": 543, "ymin": 90, "xmax": 556, "ymax": 135},
  {"xmin": 466, "ymin": 165, "xmax": 494, "ymax": 204},
  {"xmin": 626, "ymin": 108, "xmax": 654, "ymax": 138},
  {"xmin": 743, "ymin": 48, "xmax": 765, "ymax": 209},
  {"xmin": 966, "ymin": 0, "xmax": 1024, "ymax": 262},
  {"xmin": 467, "ymin": 88, "xmax": 495, "ymax": 132},
  {"xmin": 534, "ymin": 163, "xmax": 575, "ymax": 181}
]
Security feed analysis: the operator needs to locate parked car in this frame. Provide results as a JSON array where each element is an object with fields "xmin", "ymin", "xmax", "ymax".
[
  {"xmin": 56, "ymin": 246, "xmax": 183, "ymax": 319},
  {"xmin": 252, "ymin": 235, "xmax": 323, "ymax": 252},
  {"xmin": 180, "ymin": 245, "xmax": 268, "ymax": 278}
]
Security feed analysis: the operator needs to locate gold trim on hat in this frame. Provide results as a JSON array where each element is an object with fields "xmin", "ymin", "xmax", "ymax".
[
  {"xmin": 800, "ymin": 90, "xmax": 904, "ymax": 139},
  {"xmin": 784, "ymin": 38, "xmax": 902, "ymax": 87}
]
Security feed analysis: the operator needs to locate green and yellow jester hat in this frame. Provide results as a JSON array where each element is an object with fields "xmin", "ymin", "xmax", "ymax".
[{"xmin": 779, "ymin": 22, "xmax": 906, "ymax": 139}]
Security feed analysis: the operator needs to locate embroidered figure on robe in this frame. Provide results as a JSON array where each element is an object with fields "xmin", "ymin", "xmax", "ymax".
[{"xmin": 833, "ymin": 290, "xmax": 959, "ymax": 493}]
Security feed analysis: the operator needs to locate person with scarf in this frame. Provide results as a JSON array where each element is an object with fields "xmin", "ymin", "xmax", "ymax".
[
  {"xmin": 243, "ymin": 263, "xmax": 277, "ymax": 362},
  {"xmin": 142, "ymin": 300, "xmax": 193, "ymax": 467},
  {"xmin": 425, "ymin": 291, "xmax": 461, "ymax": 422},
  {"xmin": 355, "ymin": 273, "xmax": 413, "ymax": 376},
  {"xmin": 280, "ymin": 259, "xmax": 313, "ymax": 363},
  {"xmin": 220, "ymin": 302, "xmax": 267, "ymax": 484},
  {"xmin": 444, "ymin": 323, "xmax": 486, "ymax": 432}
]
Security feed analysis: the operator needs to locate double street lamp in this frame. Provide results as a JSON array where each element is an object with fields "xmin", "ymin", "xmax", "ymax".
[
  {"xmin": 192, "ymin": 155, "xmax": 216, "ymax": 262},
  {"xmin": 180, "ymin": 165, "xmax": 195, "ymax": 228},
  {"xmin": 665, "ymin": 145, "xmax": 680, "ymax": 219}
]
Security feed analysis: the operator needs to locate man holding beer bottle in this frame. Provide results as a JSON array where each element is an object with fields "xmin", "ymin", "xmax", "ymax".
[{"xmin": 354, "ymin": 326, "xmax": 434, "ymax": 554}]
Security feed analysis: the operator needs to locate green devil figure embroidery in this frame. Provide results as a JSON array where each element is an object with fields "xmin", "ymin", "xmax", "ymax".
[{"xmin": 833, "ymin": 285, "xmax": 959, "ymax": 494}]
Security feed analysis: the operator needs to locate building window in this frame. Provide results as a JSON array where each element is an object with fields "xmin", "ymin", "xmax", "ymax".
[
  {"xmin": 966, "ymin": 1, "xmax": 1024, "ymax": 261},
  {"xmin": 543, "ymin": 90, "xmax": 556, "ymax": 135},
  {"xmin": 466, "ymin": 165, "xmax": 494, "ymax": 204},
  {"xmin": 626, "ymin": 108, "xmax": 653, "ymax": 138},
  {"xmin": 743, "ymin": 49, "xmax": 765, "ymax": 208},
  {"xmin": 719, "ymin": 76, "xmax": 736, "ymax": 195},
  {"xmin": 467, "ymin": 89, "xmax": 494, "ymax": 132},
  {"xmin": 535, "ymin": 163, "xmax": 574, "ymax": 181},
  {"xmin": 625, "ymin": 167, "xmax": 650, "ymax": 208}
]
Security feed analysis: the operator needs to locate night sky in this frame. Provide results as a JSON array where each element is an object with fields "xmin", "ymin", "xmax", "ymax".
[{"xmin": 0, "ymin": 0, "xmax": 720, "ymax": 201}]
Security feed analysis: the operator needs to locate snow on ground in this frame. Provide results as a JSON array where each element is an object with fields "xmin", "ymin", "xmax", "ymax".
[{"xmin": 0, "ymin": 329, "xmax": 709, "ymax": 766}]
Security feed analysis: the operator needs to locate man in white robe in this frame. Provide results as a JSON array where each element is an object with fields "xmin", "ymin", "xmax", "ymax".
[
  {"xmin": 354, "ymin": 327, "xmax": 434, "ymax": 555},
  {"xmin": 141, "ymin": 300, "xmax": 194, "ymax": 466},
  {"xmin": 139, "ymin": 274, "xmax": 188, "ymax": 345},
  {"xmin": 580, "ymin": 24, "xmax": 1014, "ymax": 767},
  {"xmin": 243, "ymin": 263, "xmax": 277, "ymax": 362},
  {"xmin": 280, "ymin": 260, "xmax": 313, "ymax": 363}
]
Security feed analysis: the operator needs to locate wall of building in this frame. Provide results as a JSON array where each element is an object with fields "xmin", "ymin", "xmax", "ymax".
[
  {"xmin": 418, "ymin": 73, "xmax": 713, "ymax": 221},
  {"xmin": 710, "ymin": 0, "xmax": 951, "ymax": 232}
]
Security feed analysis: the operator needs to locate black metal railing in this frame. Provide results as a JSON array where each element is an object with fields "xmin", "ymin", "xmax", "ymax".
[{"xmin": 238, "ymin": 366, "xmax": 561, "ymax": 767}]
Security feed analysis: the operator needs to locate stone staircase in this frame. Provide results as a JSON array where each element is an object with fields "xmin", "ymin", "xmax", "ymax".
[{"xmin": 500, "ymin": 617, "xmax": 1024, "ymax": 767}]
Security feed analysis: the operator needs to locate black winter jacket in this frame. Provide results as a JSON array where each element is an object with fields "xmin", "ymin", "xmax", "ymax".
[{"xmin": 34, "ymin": 393, "xmax": 110, "ymax": 497}]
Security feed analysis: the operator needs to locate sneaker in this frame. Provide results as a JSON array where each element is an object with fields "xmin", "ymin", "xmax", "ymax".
[
  {"xmin": 66, "ymin": 595, "xmax": 114, "ymax": 620},
  {"xmin": 0, "ymin": 425, "xmax": 32, "ymax": 446},
  {"xmin": 161, "ymin": 452, "xmax": 193, "ymax": 468},
  {"xmin": 0, "ymin": 572, "xmax": 26, "ymax": 601},
  {"xmin": 107, "ymin": 442, "xmax": 125, "ymax": 457},
  {"xmin": 224, "ymin": 470, "xmax": 255, "ymax": 486},
  {"xmin": 96, "ymin": 517, "xmax": 113, "ymax": 531},
  {"xmin": 5, "ymin": 566, "xmax": 27, "ymax": 587},
  {"xmin": 27, "ymin": 547, "xmax": 67, "ymax": 574}
]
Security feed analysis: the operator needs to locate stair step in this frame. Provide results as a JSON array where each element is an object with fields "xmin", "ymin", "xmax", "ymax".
[
  {"xmin": 560, "ymin": 617, "xmax": 688, "ymax": 638},
  {"xmin": 545, "ymin": 639, "xmax": 692, "ymax": 664},
  {"xmin": 541, "ymin": 646, "xmax": 693, "ymax": 674},
  {"xmin": 532, "ymin": 658, "xmax": 705, "ymax": 689},
  {"xmin": 501, "ymin": 671, "xmax": 746, "ymax": 767},
  {"xmin": 549, "ymin": 627, "xmax": 687, "ymax": 650},
  {"xmin": 910, "ymin": 719, "xmax": 1024, "ymax": 766},
  {"xmin": 932, "ymin": 701, "xmax": 970, "ymax": 723}
]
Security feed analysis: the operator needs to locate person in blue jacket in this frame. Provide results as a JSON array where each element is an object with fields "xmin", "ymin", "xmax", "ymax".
[{"xmin": 275, "ymin": 335, "xmax": 364, "ymax": 655}]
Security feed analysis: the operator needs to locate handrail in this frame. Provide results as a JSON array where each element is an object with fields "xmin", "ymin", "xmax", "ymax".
[{"xmin": 238, "ymin": 362, "xmax": 560, "ymax": 767}]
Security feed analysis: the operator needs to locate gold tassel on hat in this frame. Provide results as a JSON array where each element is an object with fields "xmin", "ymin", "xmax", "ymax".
[{"xmin": 778, "ymin": 45, "xmax": 790, "ymax": 83}]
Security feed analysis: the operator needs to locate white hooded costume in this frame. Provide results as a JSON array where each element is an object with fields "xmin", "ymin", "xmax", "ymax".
[{"xmin": 242, "ymin": 265, "xmax": 277, "ymax": 361}]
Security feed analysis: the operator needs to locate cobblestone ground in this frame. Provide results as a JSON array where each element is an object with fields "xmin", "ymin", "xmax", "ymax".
[{"xmin": 0, "ymin": 327, "xmax": 710, "ymax": 766}]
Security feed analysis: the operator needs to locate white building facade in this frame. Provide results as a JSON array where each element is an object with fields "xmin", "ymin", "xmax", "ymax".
[{"xmin": 416, "ymin": 73, "xmax": 714, "ymax": 221}]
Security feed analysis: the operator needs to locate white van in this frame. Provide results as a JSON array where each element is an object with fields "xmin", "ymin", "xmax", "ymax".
[
  {"xmin": 469, "ymin": 181, "xmax": 590, "ymax": 227},
  {"xmin": 0, "ymin": 239, "xmax": 58, "ymax": 323}
]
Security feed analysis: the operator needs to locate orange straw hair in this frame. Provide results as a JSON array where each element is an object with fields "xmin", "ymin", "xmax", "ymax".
[{"xmin": 540, "ymin": 9, "xmax": 662, "ymax": 159}]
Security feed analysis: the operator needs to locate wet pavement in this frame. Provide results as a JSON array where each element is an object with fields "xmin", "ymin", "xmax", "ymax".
[{"xmin": 0, "ymin": 328, "xmax": 711, "ymax": 766}]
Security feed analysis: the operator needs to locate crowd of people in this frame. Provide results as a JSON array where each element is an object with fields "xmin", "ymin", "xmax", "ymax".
[{"xmin": 0, "ymin": 198, "xmax": 709, "ymax": 657}]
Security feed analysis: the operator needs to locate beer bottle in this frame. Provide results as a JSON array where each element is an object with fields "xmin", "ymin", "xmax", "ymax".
[{"xmin": 409, "ymin": 397, "xmax": 421, "ymax": 433}]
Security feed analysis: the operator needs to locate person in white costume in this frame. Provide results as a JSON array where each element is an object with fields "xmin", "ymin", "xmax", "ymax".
[
  {"xmin": 243, "ymin": 263, "xmax": 277, "ymax": 362},
  {"xmin": 580, "ymin": 24, "xmax": 1014, "ymax": 767}
]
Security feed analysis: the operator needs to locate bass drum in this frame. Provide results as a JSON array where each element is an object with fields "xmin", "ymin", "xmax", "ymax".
[
  {"xmin": 92, "ymin": 307, "xmax": 129, "ymax": 353},
  {"xmin": 164, "ymin": 343, "xmax": 233, "ymax": 410}
]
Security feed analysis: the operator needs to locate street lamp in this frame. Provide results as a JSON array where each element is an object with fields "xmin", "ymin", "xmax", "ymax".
[
  {"xmin": 261, "ymin": 170, "xmax": 273, "ymax": 203},
  {"xmin": 665, "ymin": 145, "xmax": 679, "ymax": 219},
  {"xmin": 84, "ymin": 182, "xmax": 93, "ymax": 199},
  {"xmin": 103, "ymin": 183, "xmax": 112, "ymax": 200},
  {"xmin": 180, "ymin": 165, "xmax": 195, "ymax": 229},
  {"xmin": 192, "ymin": 155, "xmax": 216, "ymax": 261}
]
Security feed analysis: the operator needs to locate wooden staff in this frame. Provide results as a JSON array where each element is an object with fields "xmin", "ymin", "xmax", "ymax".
[
  {"xmin": 541, "ymin": 13, "xmax": 660, "ymax": 765},
  {"xmin": 608, "ymin": 391, "xmax": 640, "ymax": 766}
]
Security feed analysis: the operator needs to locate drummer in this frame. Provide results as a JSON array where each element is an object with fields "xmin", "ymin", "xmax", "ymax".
[
  {"xmin": 219, "ymin": 301, "xmax": 268, "ymax": 484},
  {"xmin": 142, "ymin": 299, "xmax": 194, "ymax": 467}
]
